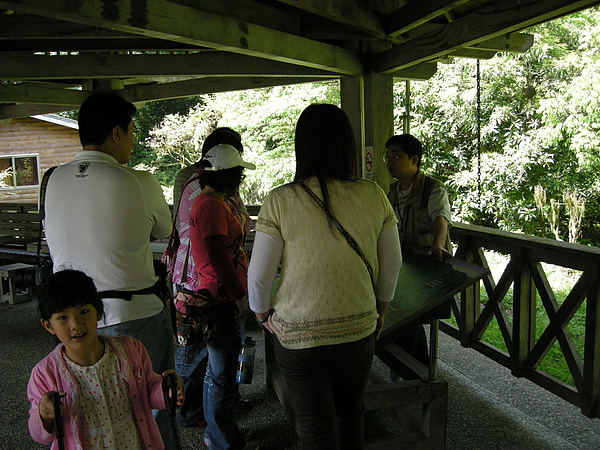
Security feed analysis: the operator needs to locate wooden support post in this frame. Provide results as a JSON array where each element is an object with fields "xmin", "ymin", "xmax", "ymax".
[
  {"xmin": 340, "ymin": 73, "xmax": 394, "ymax": 190},
  {"xmin": 340, "ymin": 76, "xmax": 365, "ymax": 160},
  {"xmin": 513, "ymin": 247, "xmax": 536, "ymax": 377},
  {"xmin": 583, "ymin": 262, "xmax": 600, "ymax": 417}
]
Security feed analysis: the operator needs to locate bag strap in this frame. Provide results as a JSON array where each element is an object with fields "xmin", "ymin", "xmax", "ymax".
[
  {"xmin": 420, "ymin": 175, "xmax": 437, "ymax": 210},
  {"xmin": 299, "ymin": 182, "xmax": 375, "ymax": 289},
  {"xmin": 37, "ymin": 166, "xmax": 57, "ymax": 267},
  {"xmin": 165, "ymin": 170, "xmax": 201, "ymax": 255}
]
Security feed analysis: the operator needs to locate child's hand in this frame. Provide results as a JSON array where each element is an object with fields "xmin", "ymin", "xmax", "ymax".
[
  {"xmin": 162, "ymin": 370, "xmax": 185, "ymax": 409},
  {"xmin": 38, "ymin": 391, "xmax": 66, "ymax": 432}
]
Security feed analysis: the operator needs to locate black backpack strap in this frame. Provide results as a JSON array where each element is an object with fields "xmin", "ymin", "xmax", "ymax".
[{"xmin": 37, "ymin": 166, "xmax": 57, "ymax": 268}]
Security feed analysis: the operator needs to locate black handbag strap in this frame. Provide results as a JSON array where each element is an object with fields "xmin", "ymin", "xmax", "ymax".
[{"xmin": 299, "ymin": 182, "xmax": 374, "ymax": 288}]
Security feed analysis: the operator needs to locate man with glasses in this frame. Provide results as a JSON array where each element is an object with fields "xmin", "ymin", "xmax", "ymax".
[
  {"xmin": 384, "ymin": 134, "xmax": 452, "ymax": 379},
  {"xmin": 43, "ymin": 92, "xmax": 178, "ymax": 448}
]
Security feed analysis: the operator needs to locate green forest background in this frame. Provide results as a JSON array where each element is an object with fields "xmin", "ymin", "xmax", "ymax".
[{"xmin": 129, "ymin": 7, "xmax": 600, "ymax": 247}]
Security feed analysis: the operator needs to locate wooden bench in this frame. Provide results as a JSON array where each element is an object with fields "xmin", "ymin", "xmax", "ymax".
[
  {"xmin": 0, "ymin": 262, "xmax": 37, "ymax": 304},
  {"xmin": 0, "ymin": 202, "xmax": 51, "ymax": 266}
]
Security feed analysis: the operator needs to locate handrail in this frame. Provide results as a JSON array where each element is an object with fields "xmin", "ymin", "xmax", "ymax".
[
  {"xmin": 448, "ymin": 222, "xmax": 600, "ymax": 418},
  {"xmin": 4, "ymin": 203, "xmax": 598, "ymax": 417}
]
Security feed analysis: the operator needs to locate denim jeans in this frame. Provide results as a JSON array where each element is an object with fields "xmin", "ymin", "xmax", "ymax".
[
  {"xmin": 203, "ymin": 308, "xmax": 245, "ymax": 449},
  {"xmin": 273, "ymin": 334, "xmax": 375, "ymax": 450},
  {"xmin": 176, "ymin": 318, "xmax": 247, "ymax": 427},
  {"xmin": 176, "ymin": 341, "xmax": 208, "ymax": 426},
  {"xmin": 99, "ymin": 308, "xmax": 179, "ymax": 450}
]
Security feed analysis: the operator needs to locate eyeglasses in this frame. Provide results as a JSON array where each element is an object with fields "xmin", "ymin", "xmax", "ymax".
[{"xmin": 383, "ymin": 153, "xmax": 402, "ymax": 162}]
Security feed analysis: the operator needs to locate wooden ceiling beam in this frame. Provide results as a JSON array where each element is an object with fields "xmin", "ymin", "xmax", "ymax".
[
  {"xmin": 120, "ymin": 76, "xmax": 330, "ymax": 103},
  {"xmin": 376, "ymin": 0, "xmax": 600, "ymax": 73},
  {"xmin": 390, "ymin": 63, "xmax": 437, "ymax": 80},
  {"xmin": 449, "ymin": 48, "xmax": 497, "ymax": 59},
  {"xmin": 275, "ymin": 0, "xmax": 387, "ymax": 39},
  {"xmin": 0, "ymin": 0, "xmax": 364, "ymax": 75},
  {"xmin": 0, "ymin": 52, "xmax": 337, "ymax": 80},
  {"xmin": 0, "ymin": 38, "xmax": 200, "ymax": 52},
  {"xmin": 386, "ymin": 0, "xmax": 471, "ymax": 37},
  {"xmin": 172, "ymin": 0, "xmax": 301, "ymax": 36},
  {"xmin": 0, "ymin": 103, "xmax": 73, "ymax": 120},
  {"xmin": 0, "ymin": 76, "xmax": 333, "ymax": 119},
  {"xmin": 467, "ymin": 33, "xmax": 534, "ymax": 53},
  {"xmin": 0, "ymin": 14, "xmax": 126, "ymax": 39},
  {"xmin": 0, "ymin": 83, "xmax": 87, "ymax": 105}
]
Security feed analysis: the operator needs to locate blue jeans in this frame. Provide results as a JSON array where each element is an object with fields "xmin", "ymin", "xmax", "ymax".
[
  {"xmin": 176, "ymin": 318, "xmax": 247, "ymax": 427},
  {"xmin": 203, "ymin": 309, "xmax": 245, "ymax": 449},
  {"xmin": 99, "ymin": 308, "xmax": 179, "ymax": 450},
  {"xmin": 273, "ymin": 334, "xmax": 375, "ymax": 450},
  {"xmin": 176, "ymin": 341, "xmax": 208, "ymax": 426}
]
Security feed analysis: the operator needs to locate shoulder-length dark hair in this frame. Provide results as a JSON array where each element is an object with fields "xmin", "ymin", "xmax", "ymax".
[
  {"xmin": 201, "ymin": 127, "xmax": 243, "ymax": 157},
  {"xmin": 293, "ymin": 104, "xmax": 359, "ymax": 215}
]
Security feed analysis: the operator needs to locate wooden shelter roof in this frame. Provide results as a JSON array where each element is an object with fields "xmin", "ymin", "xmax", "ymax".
[{"xmin": 1, "ymin": 0, "xmax": 599, "ymax": 120}]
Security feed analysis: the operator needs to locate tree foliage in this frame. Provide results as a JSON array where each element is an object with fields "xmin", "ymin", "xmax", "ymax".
[
  {"xmin": 142, "ymin": 8, "xmax": 600, "ymax": 245},
  {"xmin": 146, "ymin": 81, "xmax": 340, "ymax": 204},
  {"xmin": 395, "ymin": 7, "xmax": 600, "ymax": 244},
  {"xmin": 130, "ymin": 96, "xmax": 201, "ymax": 185}
]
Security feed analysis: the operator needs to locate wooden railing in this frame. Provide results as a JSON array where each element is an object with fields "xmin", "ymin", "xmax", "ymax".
[
  {"xmin": 5, "ymin": 202, "xmax": 599, "ymax": 416},
  {"xmin": 446, "ymin": 223, "xmax": 600, "ymax": 418}
]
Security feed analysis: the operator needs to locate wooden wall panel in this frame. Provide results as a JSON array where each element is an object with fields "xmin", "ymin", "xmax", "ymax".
[{"xmin": 0, "ymin": 117, "xmax": 80, "ymax": 203}]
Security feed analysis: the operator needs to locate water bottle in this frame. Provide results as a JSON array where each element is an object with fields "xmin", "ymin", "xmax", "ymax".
[{"xmin": 236, "ymin": 337, "xmax": 256, "ymax": 384}]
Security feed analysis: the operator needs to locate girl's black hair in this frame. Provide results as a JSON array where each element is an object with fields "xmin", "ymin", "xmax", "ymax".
[
  {"xmin": 293, "ymin": 103, "xmax": 359, "ymax": 219},
  {"xmin": 38, "ymin": 270, "xmax": 104, "ymax": 321},
  {"xmin": 199, "ymin": 165, "xmax": 245, "ymax": 195}
]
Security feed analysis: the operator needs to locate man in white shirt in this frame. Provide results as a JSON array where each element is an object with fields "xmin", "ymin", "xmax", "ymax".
[{"xmin": 43, "ymin": 92, "xmax": 177, "ymax": 448}]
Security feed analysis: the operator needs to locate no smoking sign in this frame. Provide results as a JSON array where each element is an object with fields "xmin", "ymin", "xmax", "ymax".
[{"xmin": 364, "ymin": 146, "xmax": 374, "ymax": 180}]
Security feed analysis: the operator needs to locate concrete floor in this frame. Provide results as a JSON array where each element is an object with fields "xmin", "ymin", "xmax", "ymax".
[{"xmin": 2, "ymin": 299, "xmax": 599, "ymax": 449}]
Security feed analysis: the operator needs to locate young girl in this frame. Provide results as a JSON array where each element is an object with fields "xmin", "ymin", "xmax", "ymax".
[{"xmin": 28, "ymin": 269, "xmax": 183, "ymax": 450}]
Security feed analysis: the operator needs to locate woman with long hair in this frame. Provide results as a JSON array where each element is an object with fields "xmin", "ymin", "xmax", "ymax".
[{"xmin": 248, "ymin": 104, "xmax": 402, "ymax": 449}]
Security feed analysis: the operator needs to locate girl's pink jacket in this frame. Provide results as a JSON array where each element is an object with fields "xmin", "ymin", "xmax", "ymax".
[{"xmin": 27, "ymin": 335, "xmax": 166, "ymax": 450}]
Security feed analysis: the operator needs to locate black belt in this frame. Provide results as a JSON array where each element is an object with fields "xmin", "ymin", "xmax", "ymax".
[{"xmin": 98, "ymin": 281, "xmax": 160, "ymax": 301}]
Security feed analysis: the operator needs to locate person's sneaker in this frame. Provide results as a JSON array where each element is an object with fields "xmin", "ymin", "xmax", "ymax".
[
  {"xmin": 235, "ymin": 396, "xmax": 253, "ymax": 410},
  {"xmin": 203, "ymin": 439, "xmax": 258, "ymax": 449},
  {"xmin": 180, "ymin": 419, "xmax": 206, "ymax": 428},
  {"xmin": 240, "ymin": 444, "xmax": 259, "ymax": 450}
]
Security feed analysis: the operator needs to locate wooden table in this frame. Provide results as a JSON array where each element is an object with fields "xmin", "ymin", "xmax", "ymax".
[
  {"xmin": 377, "ymin": 251, "xmax": 489, "ymax": 381},
  {"xmin": 368, "ymin": 251, "xmax": 488, "ymax": 448},
  {"xmin": 262, "ymin": 250, "xmax": 488, "ymax": 449}
]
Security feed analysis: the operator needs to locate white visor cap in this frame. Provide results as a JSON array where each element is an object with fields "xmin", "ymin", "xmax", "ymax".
[{"xmin": 202, "ymin": 144, "xmax": 256, "ymax": 171}]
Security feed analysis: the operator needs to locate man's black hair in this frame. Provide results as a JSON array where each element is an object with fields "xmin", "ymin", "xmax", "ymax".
[
  {"xmin": 385, "ymin": 134, "xmax": 423, "ymax": 168},
  {"xmin": 78, "ymin": 92, "xmax": 137, "ymax": 147}
]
